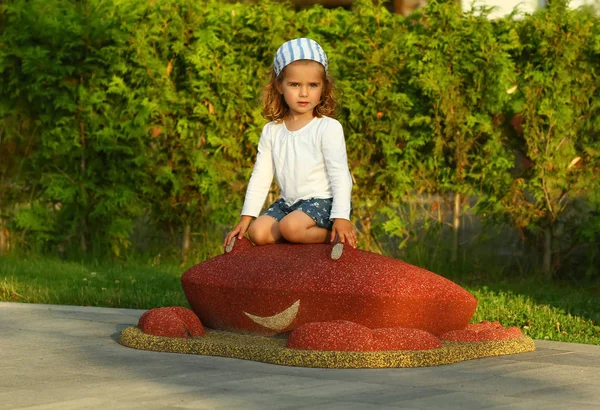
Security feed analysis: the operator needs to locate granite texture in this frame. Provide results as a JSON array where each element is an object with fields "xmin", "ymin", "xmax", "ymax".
[
  {"xmin": 181, "ymin": 238, "xmax": 478, "ymax": 336},
  {"xmin": 120, "ymin": 326, "xmax": 536, "ymax": 368},
  {"xmin": 124, "ymin": 239, "xmax": 534, "ymax": 366},
  {"xmin": 138, "ymin": 307, "xmax": 205, "ymax": 338}
]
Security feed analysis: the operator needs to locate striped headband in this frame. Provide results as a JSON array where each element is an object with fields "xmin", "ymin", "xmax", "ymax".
[{"xmin": 273, "ymin": 38, "xmax": 328, "ymax": 77}]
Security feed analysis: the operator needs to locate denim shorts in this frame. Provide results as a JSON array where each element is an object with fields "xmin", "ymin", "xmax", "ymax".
[{"xmin": 263, "ymin": 198, "xmax": 335, "ymax": 230}]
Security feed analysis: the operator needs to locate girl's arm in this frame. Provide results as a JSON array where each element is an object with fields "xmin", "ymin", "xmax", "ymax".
[
  {"xmin": 241, "ymin": 125, "xmax": 275, "ymax": 217},
  {"xmin": 321, "ymin": 120, "xmax": 356, "ymax": 247},
  {"xmin": 224, "ymin": 125, "xmax": 274, "ymax": 248}
]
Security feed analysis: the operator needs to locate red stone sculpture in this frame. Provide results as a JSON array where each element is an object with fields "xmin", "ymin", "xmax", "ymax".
[
  {"xmin": 440, "ymin": 320, "xmax": 523, "ymax": 342},
  {"xmin": 286, "ymin": 320, "xmax": 444, "ymax": 351},
  {"xmin": 134, "ymin": 238, "xmax": 523, "ymax": 352},
  {"xmin": 287, "ymin": 321, "xmax": 376, "ymax": 352},
  {"xmin": 138, "ymin": 306, "xmax": 205, "ymax": 338},
  {"xmin": 181, "ymin": 237, "xmax": 478, "ymax": 338}
]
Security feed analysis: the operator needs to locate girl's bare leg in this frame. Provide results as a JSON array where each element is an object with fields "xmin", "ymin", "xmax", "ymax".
[
  {"xmin": 278, "ymin": 211, "xmax": 329, "ymax": 244},
  {"xmin": 247, "ymin": 215, "xmax": 282, "ymax": 245}
]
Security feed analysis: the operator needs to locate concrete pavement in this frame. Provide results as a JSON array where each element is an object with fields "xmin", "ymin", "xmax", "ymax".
[{"xmin": 1, "ymin": 301, "xmax": 600, "ymax": 409}]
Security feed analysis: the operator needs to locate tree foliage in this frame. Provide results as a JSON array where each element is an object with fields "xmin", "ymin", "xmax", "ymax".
[
  {"xmin": 502, "ymin": 0, "xmax": 600, "ymax": 276},
  {"xmin": 0, "ymin": 0, "xmax": 598, "ymax": 278}
]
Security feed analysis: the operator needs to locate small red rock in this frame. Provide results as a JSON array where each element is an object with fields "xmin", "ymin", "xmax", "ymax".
[
  {"xmin": 372, "ymin": 328, "xmax": 443, "ymax": 350},
  {"xmin": 441, "ymin": 321, "xmax": 522, "ymax": 342},
  {"xmin": 287, "ymin": 320, "xmax": 375, "ymax": 352},
  {"xmin": 467, "ymin": 320, "xmax": 502, "ymax": 331},
  {"xmin": 138, "ymin": 307, "xmax": 205, "ymax": 338},
  {"xmin": 478, "ymin": 327, "xmax": 523, "ymax": 340},
  {"xmin": 439, "ymin": 329, "xmax": 483, "ymax": 342}
]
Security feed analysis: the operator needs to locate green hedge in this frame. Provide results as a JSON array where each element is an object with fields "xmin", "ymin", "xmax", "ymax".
[{"xmin": 1, "ymin": 0, "xmax": 599, "ymax": 278}]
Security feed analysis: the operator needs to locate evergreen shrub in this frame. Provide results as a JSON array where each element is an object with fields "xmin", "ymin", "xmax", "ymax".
[{"xmin": 1, "ymin": 0, "xmax": 598, "ymax": 278}]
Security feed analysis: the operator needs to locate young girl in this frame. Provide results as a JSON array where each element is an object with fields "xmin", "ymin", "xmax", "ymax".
[{"xmin": 224, "ymin": 38, "xmax": 356, "ymax": 249}]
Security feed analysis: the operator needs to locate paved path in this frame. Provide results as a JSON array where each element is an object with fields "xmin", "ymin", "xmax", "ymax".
[{"xmin": 1, "ymin": 302, "xmax": 600, "ymax": 409}]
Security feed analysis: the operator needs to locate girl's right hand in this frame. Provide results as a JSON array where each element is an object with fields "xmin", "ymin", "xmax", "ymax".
[{"xmin": 223, "ymin": 216, "xmax": 253, "ymax": 248}]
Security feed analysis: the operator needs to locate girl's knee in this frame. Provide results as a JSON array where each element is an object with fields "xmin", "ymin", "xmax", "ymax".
[
  {"xmin": 248, "ymin": 221, "xmax": 277, "ymax": 245},
  {"xmin": 248, "ymin": 225, "xmax": 267, "ymax": 245},
  {"xmin": 279, "ymin": 217, "xmax": 304, "ymax": 242}
]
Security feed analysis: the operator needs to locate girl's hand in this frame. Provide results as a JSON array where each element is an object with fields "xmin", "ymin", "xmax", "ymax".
[
  {"xmin": 224, "ymin": 216, "xmax": 253, "ymax": 248},
  {"xmin": 330, "ymin": 218, "xmax": 357, "ymax": 248}
]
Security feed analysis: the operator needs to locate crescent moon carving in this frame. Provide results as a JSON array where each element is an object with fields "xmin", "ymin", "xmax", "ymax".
[{"xmin": 243, "ymin": 299, "xmax": 300, "ymax": 331}]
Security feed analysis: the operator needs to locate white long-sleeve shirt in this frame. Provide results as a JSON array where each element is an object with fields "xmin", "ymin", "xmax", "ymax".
[{"xmin": 241, "ymin": 116, "xmax": 353, "ymax": 220}]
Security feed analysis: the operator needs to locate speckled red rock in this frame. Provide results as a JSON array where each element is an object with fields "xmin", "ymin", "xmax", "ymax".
[
  {"xmin": 181, "ymin": 237, "xmax": 478, "ymax": 336},
  {"xmin": 286, "ymin": 321, "xmax": 444, "ymax": 352},
  {"xmin": 138, "ymin": 307, "xmax": 205, "ymax": 338},
  {"xmin": 287, "ymin": 320, "xmax": 375, "ymax": 351},
  {"xmin": 440, "ymin": 321, "xmax": 522, "ymax": 342},
  {"xmin": 372, "ymin": 327, "xmax": 443, "ymax": 350}
]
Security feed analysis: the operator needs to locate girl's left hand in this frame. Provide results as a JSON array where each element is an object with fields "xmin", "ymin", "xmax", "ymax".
[{"xmin": 330, "ymin": 218, "xmax": 357, "ymax": 248}]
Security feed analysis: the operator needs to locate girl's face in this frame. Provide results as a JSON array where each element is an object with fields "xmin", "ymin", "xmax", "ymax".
[{"xmin": 277, "ymin": 60, "xmax": 325, "ymax": 120}]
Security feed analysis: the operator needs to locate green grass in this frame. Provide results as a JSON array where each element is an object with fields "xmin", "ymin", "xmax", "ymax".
[
  {"xmin": 0, "ymin": 255, "xmax": 189, "ymax": 309},
  {"xmin": 1, "ymin": 254, "xmax": 599, "ymax": 345},
  {"xmin": 468, "ymin": 282, "xmax": 600, "ymax": 345}
]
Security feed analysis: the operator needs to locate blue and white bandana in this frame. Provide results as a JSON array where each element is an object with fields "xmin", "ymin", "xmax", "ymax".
[{"xmin": 273, "ymin": 38, "xmax": 328, "ymax": 77}]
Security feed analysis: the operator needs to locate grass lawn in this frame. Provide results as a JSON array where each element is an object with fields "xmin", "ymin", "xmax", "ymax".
[
  {"xmin": 1, "ymin": 254, "xmax": 599, "ymax": 345},
  {"xmin": 0, "ymin": 256, "xmax": 189, "ymax": 310}
]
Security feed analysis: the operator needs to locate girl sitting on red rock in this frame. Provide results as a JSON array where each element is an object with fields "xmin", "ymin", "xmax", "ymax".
[{"xmin": 224, "ymin": 38, "xmax": 356, "ymax": 249}]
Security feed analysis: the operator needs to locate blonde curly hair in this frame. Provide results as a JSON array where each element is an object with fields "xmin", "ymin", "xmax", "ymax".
[{"xmin": 262, "ymin": 65, "xmax": 337, "ymax": 122}]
